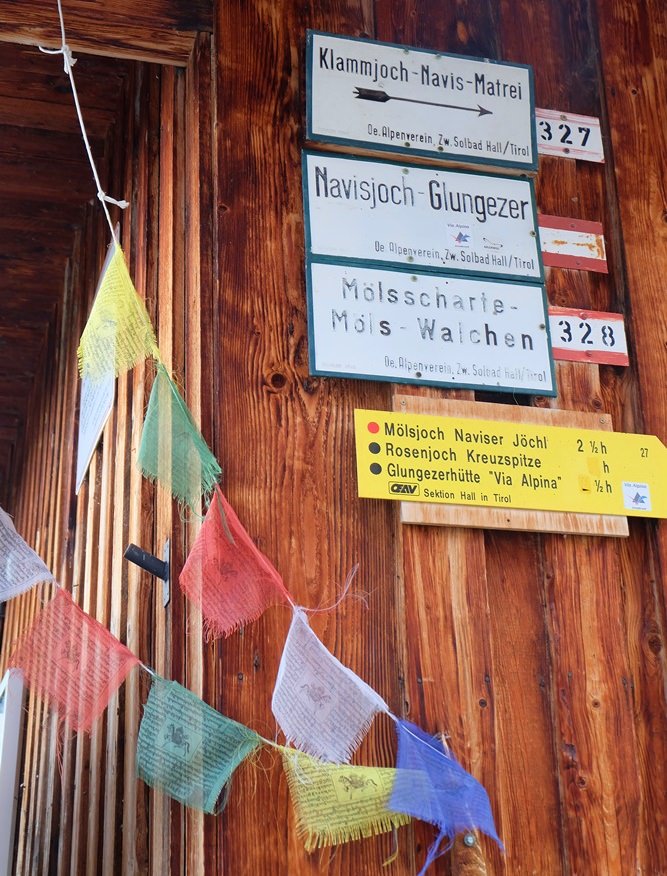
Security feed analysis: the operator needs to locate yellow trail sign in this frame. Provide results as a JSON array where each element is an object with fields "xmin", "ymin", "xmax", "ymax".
[{"xmin": 354, "ymin": 408, "xmax": 667, "ymax": 518}]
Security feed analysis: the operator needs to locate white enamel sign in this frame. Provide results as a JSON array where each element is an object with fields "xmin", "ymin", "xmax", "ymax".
[
  {"xmin": 307, "ymin": 31, "xmax": 537, "ymax": 171},
  {"xmin": 303, "ymin": 152, "xmax": 542, "ymax": 282},
  {"xmin": 307, "ymin": 261, "xmax": 555, "ymax": 394}
]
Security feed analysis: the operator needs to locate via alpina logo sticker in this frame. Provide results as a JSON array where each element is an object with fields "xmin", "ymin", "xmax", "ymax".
[
  {"xmin": 623, "ymin": 481, "xmax": 651, "ymax": 511},
  {"xmin": 449, "ymin": 224, "xmax": 472, "ymax": 247}
]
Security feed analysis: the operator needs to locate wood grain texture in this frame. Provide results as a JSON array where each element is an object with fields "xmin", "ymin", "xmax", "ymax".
[
  {"xmin": 215, "ymin": 2, "xmax": 407, "ymax": 875},
  {"xmin": 121, "ymin": 72, "xmax": 153, "ymax": 876},
  {"xmin": 373, "ymin": 4, "xmax": 502, "ymax": 873},
  {"xmin": 0, "ymin": 0, "xmax": 211, "ymax": 66},
  {"xmin": 595, "ymin": 0, "xmax": 667, "ymax": 867},
  {"xmin": 1, "ymin": 2, "xmax": 667, "ymax": 875}
]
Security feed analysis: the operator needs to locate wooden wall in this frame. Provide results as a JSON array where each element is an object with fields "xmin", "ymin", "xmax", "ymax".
[{"xmin": 1, "ymin": 0, "xmax": 667, "ymax": 874}]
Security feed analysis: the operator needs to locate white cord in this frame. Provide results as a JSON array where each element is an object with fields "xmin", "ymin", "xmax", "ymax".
[{"xmin": 39, "ymin": 0, "xmax": 128, "ymax": 246}]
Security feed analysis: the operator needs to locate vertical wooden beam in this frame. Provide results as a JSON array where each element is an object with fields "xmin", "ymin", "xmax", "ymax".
[
  {"xmin": 186, "ymin": 32, "xmax": 218, "ymax": 876},
  {"xmin": 374, "ymin": 2, "xmax": 502, "ymax": 872},
  {"xmin": 595, "ymin": 0, "xmax": 667, "ymax": 867},
  {"xmin": 215, "ymin": 1, "xmax": 406, "ymax": 874},
  {"xmin": 121, "ymin": 61, "xmax": 153, "ymax": 876}
]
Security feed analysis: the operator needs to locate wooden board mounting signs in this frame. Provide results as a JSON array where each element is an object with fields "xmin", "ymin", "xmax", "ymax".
[
  {"xmin": 303, "ymin": 151, "xmax": 543, "ymax": 283},
  {"xmin": 307, "ymin": 31, "xmax": 537, "ymax": 172},
  {"xmin": 307, "ymin": 261, "xmax": 555, "ymax": 394},
  {"xmin": 390, "ymin": 396, "xmax": 628, "ymax": 536}
]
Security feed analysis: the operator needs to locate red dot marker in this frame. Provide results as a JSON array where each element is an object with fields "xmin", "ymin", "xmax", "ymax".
[{"xmin": 367, "ymin": 421, "xmax": 380, "ymax": 434}]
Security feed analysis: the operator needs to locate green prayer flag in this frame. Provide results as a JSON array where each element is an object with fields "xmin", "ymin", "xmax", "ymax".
[
  {"xmin": 137, "ymin": 676, "xmax": 261, "ymax": 813},
  {"xmin": 137, "ymin": 363, "xmax": 221, "ymax": 510}
]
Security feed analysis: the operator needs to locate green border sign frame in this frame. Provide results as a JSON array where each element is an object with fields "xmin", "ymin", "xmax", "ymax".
[{"xmin": 306, "ymin": 30, "xmax": 538, "ymax": 173}]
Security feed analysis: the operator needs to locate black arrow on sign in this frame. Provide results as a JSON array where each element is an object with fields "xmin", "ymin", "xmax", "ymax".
[{"xmin": 353, "ymin": 87, "xmax": 493, "ymax": 117}]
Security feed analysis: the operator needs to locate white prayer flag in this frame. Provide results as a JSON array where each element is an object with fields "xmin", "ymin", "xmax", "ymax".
[
  {"xmin": 272, "ymin": 609, "xmax": 388, "ymax": 763},
  {"xmin": 0, "ymin": 507, "xmax": 54, "ymax": 602}
]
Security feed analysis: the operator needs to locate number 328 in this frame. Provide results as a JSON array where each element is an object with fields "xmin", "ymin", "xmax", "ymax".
[{"xmin": 558, "ymin": 319, "xmax": 615, "ymax": 347}]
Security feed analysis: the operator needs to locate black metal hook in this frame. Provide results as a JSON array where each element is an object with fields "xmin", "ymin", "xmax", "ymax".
[{"xmin": 124, "ymin": 541, "xmax": 171, "ymax": 606}]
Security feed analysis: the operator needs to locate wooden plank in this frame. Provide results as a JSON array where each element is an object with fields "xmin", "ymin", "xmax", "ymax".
[
  {"xmin": 0, "ymin": 0, "xmax": 210, "ymax": 66},
  {"xmin": 393, "ymin": 395, "xmax": 629, "ymax": 536},
  {"xmin": 146, "ymin": 61, "xmax": 176, "ymax": 876},
  {"xmin": 538, "ymin": 361, "xmax": 643, "ymax": 872},
  {"xmin": 25, "ymin": 323, "xmax": 59, "ymax": 875},
  {"xmin": 0, "ymin": 199, "xmax": 81, "ymax": 232},
  {"xmin": 371, "ymin": 4, "xmax": 516, "ymax": 874},
  {"xmin": 596, "ymin": 0, "xmax": 667, "ymax": 868},
  {"xmin": 186, "ymin": 32, "xmax": 221, "ymax": 875},
  {"xmin": 118, "ymin": 61, "xmax": 151, "ymax": 876},
  {"xmin": 0, "ymin": 40, "xmax": 129, "ymax": 87},
  {"xmin": 171, "ymin": 63, "xmax": 195, "ymax": 876},
  {"xmin": 55, "ymin": 487, "xmax": 88, "ymax": 876},
  {"xmin": 595, "ymin": 5, "xmax": 667, "ymax": 471},
  {"xmin": 0, "ymin": 154, "xmax": 100, "ymax": 203},
  {"xmin": 101, "ymin": 207, "xmax": 134, "ymax": 876},
  {"xmin": 0, "ymin": 94, "xmax": 116, "ymax": 138},
  {"xmin": 216, "ymin": 2, "xmax": 406, "ymax": 875},
  {"xmin": 0, "ymin": 126, "xmax": 94, "ymax": 166},
  {"xmin": 499, "ymin": 5, "xmax": 658, "ymax": 870},
  {"xmin": 68, "ymin": 451, "xmax": 100, "ymax": 875},
  {"xmin": 37, "ymin": 247, "xmax": 77, "ymax": 873},
  {"xmin": 0, "ymin": 50, "xmax": 129, "ymax": 115},
  {"xmin": 54, "ymin": 215, "xmax": 90, "ymax": 876},
  {"xmin": 16, "ymin": 363, "xmax": 52, "ymax": 876},
  {"xmin": 84, "ymin": 391, "xmax": 114, "ymax": 876},
  {"xmin": 483, "ymin": 526, "xmax": 565, "ymax": 870}
]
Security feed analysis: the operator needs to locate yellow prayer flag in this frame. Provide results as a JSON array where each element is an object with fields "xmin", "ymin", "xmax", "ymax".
[
  {"xmin": 78, "ymin": 244, "xmax": 159, "ymax": 381},
  {"xmin": 281, "ymin": 748, "xmax": 410, "ymax": 851}
]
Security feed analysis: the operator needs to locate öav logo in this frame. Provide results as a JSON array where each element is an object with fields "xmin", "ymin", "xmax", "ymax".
[{"xmin": 389, "ymin": 482, "xmax": 420, "ymax": 495}]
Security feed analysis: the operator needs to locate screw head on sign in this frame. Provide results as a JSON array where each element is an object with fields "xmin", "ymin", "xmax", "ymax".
[{"xmin": 463, "ymin": 833, "xmax": 476, "ymax": 847}]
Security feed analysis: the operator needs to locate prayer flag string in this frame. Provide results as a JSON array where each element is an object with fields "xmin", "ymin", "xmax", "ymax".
[
  {"xmin": 6, "ymin": 586, "xmax": 502, "ymax": 869},
  {"xmin": 22, "ymin": 6, "xmax": 503, "ymax": 868},
  {"xmin": 41, "ymin": 0, "xmax": 220, "ymax": 507}
]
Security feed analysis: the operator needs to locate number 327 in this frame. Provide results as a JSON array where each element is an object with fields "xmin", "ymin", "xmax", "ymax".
[{"xmin": 539, "ymin": 120, "xmax": 591, "ymax": 147}]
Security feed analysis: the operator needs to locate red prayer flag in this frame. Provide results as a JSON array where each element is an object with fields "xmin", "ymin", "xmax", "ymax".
[
  {"xmin": 9, "ymin": 589, "xmax": 140, "ymax": 732},
  {"xmin": 179, "ymin": 487, "xmax": 290, "ymax": 639}
]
